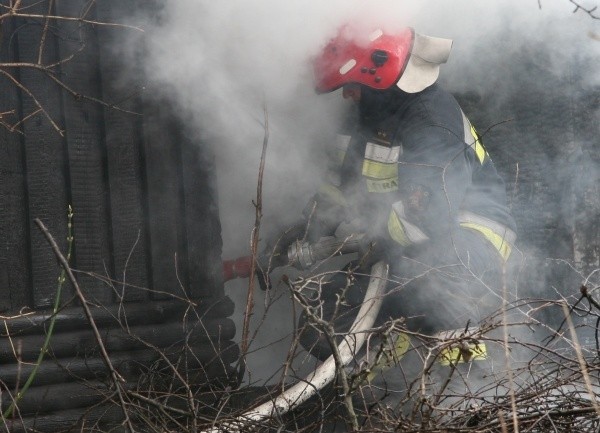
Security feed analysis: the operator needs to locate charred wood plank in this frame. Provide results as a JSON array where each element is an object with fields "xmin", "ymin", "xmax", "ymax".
[
  {"xmin": 2, "ymin": 296, "xmax": 234, "ymax": 336},
  {"xmin": 141, "ymin": 97, "xmax": 187, "ymax": 299},
  {"xmin": 180, "ymin": 123, "xmax": 224, "ymax": 299},
  {"xmin": 95, "ymin": 0, "xmax": 150, "ymax": 302},
  {"xmin": 4, "ymin": 385, "xmax": 230, "ymax": 433},
  {"xmin": 4, "ymin": 404, "xmax": 125, "ymax": 433},
  {"xmin": 15, "ymin": 0, "xmax": 70, "ymax": 309},
  {"xmin": 0, "ymin": 15, "xmax": 30, "ymax": 312},
  {"xmin": 2, "ymin": 345, "xmax": 238, "ymax": 416},
  {"xmin": 1, "ymin": 380, "xmax": 109, "ymax": 416},
  {"xmin": 0, "ymin": 318, "xmax": 235, "ymax": 363},
  {"xmin": 0, "ymin": 342, "xmax": 239, "ymax": 388},
  {"xmin": 53, "ymin": 0, "xmax": 112, "ymax": 304}
]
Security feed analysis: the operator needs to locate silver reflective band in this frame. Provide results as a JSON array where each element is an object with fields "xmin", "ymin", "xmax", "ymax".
[
  {"xmin": 458, "ymin": 211, "xmax": 517, "ymax": 246},
  {"xmin": 364, "ymin": 142, "xmax": 402, "ymax": 163}
]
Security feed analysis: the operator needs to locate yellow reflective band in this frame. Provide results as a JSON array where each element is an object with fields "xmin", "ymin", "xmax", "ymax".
[
  {"xmin": 460, "ymin": 222, "xmax": 512, "ymax": 261},
  {"xmin": 470, "ymin": 125, "xmax": 487, "ymax": 164},
  {"xmin": 387, "ymin": 210, "xmax": 411, "ymax": 246},
  {"xmin": 334, "ymin": 149, "xmax": 346, "ymax": 165},
  {"xmin": 438, "ymin": 342, "xmax": 487, "ymax": 366},
  {"xmin": 318, "ymin": 183, "xmax": 348, "ymax": 207},
  {"xmin": 328, "ymin": 134, "xmax": 350, "ymax": 167},
  {"xmin": 365, "ymin": 332, "xmax": 411, "ymax": 384},
  {"xmin": 362, "ymin": 159, "xmax": 398, "ymax": 179},
  {"xmin": 366, "ymin": 178, "xmax": 398, "ymax": 193},
  {"xmin": 393, "ymin": 332, "xmax": 411, "ymax": 358}
]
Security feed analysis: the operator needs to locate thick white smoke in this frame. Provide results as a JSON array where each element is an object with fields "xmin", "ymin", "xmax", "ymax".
[{"xmin": 143, "ymin": 0, "xmax": 600, "ymax": 384}]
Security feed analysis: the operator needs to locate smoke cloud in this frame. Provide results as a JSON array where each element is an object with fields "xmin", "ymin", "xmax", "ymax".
[{"xmin": 142, "ymin": 1, "xmax": 600, "ymax": 384}]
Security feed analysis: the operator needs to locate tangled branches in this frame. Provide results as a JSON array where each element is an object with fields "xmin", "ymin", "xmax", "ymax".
[
  {"xmin": 0, "ymin": 0, "xmax": 143, "ymax": 135},
  {"xmin": 2, "ymin": 215, "xmax": 599, "ymax": 433},
  {"xmin": 568, "ymin": 0, "xmax": 600, "ymax": 19},
  {"xmin": 203, "ymin": 262, "xmax": 600, "ymax": 433},
  {"xmin": 1, "ymin": 241, "xmax": 599, "ymax": 433}
]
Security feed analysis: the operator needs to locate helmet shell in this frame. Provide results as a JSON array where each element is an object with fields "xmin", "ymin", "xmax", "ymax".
[{"xmin": 313, "ymin": 27, "xmax": 414, "ymax": 93}]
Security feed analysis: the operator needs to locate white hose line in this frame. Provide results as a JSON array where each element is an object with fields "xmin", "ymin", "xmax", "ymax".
[{"xmin": 204, "ymin": 261, "xmax": 389, "ymax": 433}]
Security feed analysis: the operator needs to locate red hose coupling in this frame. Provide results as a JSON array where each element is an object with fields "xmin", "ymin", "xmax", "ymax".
[{"xmin": 223, "ymin": 256, "xmax": 253, "ymax": 282}]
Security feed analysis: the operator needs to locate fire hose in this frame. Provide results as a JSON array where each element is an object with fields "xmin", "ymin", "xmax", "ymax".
[
  {"xmin": 211, "ymin": 237, "xmax": 387, "ymax": 432},
  {"xmin": 207, "ymin": 261, "xmax": 387, "ymax": 432},
  {"xmin": 222, "ymin": 234, "xmax": 366, "ymax": 282}
]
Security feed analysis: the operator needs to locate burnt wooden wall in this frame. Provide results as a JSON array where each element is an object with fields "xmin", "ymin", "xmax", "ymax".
[{"xmin": 0, "ymin": 1, "xmax": 237, "ymax": 431}]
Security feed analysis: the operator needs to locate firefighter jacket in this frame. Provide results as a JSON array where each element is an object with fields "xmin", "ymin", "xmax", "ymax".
[{"xmin": 314, "ymin": 84, "xmax": 517, "ymax": 261}]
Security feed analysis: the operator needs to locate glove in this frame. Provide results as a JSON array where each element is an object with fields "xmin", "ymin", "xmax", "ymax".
[
  {"xmin": 255, "ymin": 222, "xmax": 308, "ymax": 292},
  {"xmin": 302, "ymin": 193, "xmax": 343, "ymax": 242},
  {"xmin": 262, "ymin": 222, "xmax": 307, "ymax": 269}
]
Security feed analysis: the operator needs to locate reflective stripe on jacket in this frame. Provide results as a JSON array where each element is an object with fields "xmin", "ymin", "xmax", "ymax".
[{"xmin": 316, "ymin": 84, "xmax": 517, "ymax": 259}]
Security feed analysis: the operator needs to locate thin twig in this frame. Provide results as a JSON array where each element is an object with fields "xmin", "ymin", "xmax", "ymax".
[
  {"xmin": 569, "ymin": 0, "xmax": 600, "ymax": 19},
  {"xmin": 34, "ymin": 218, "xmax": 135, "ymax": 433},
  {"xmin": 289, "ymin": 282, "xmax": 360, "ymax": 431},
  {"xmin": 561, "ymin": 302, "xmax": 600, "ymax": 417},
  {"xmin": 2, "ymin": 206, "xmax": 73, "ymax": 419},
  {"xmin": 0, "ymin": 68, "xmax": 64, "ymax": 135},
  {"xmin": 502, "ymin": 263, "xmax": 520, "ymax": 433},
  {"xmin": 237, "ymin": 101, "xmax": 270, "ymax": 385},
  {"xmin": 0, "ymin": 12, "xmax": 145, "ymax": 32},
  {"xmin": 36, "ymin": 0, "xmax": 53, "ymax": 64}
]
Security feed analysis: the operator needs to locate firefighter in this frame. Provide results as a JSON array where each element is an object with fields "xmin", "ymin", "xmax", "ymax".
[{"xmin": 265, "ymin": 26, "xmax": 517, "ymax": 361}]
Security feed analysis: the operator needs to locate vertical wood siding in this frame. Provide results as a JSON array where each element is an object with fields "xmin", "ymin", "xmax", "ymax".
[
  {"xmin": 0, "ymin": 1, "xmax": 236, "ymax": 431},
  {"xmin": 0, "ymin": 0, "xmax": 225, "ymax": 312}
]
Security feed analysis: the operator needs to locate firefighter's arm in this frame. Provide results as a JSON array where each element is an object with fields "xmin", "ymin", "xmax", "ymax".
[
  {"xmin": 258, "ymin": 131, "xmax": 354, "ymax": 280},
  {"xmin": 303, "ymin": 130, "xmax": 357, "ymax": 239},
  {"xmin": 386, "ymin": 125, "xmax": 471, "ymax": 246},
  {"xmin": 303, "ymin": 187, "xmax": 349, "ymax": 238},
  {"xmin": 260, "ymin": 221, "xmax": 306, "ymax": 270},
  {"xmin": 257, "ymin": 189, "xmax": 347, "ymax": 278},
  {"xmin": 254, "ymin": 221, "xmax": 306, "ymax": 291}
]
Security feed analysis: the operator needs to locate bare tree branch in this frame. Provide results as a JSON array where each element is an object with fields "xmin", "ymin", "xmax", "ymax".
[
  {"xmin": 237, "ymin": 101, "xmax": 270, "ymax": 386},
  {"xmin": 34, "ymin": 218, "xmax": 136, "ymax": 433},
  {"xmin": 569, "ymin": 0, "xmax": 600, "ymax": 19}
]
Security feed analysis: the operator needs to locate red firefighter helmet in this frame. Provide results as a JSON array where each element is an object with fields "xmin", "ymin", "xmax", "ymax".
[{"xmin": 313, "ymin": 26, "xmax": 452, "ymax": 94}]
